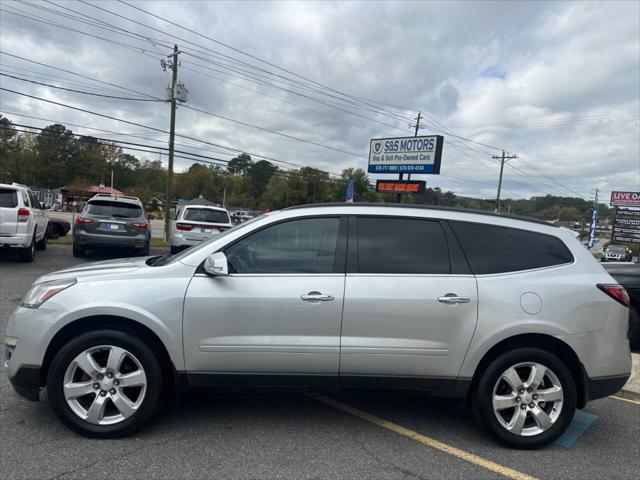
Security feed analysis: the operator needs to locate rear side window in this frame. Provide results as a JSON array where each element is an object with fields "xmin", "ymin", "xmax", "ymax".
[
  {"xmin": 86, "ymin": 200, "xmax": 142, "ymax": 219},
  {"xmin": 450, "ymin": 222, "xmax": 573, "ymax": 274},
  {"xmin": 356, "ymin": 217, "xmax": 450, "ymax": 274},
  {"xmin": 184, "ymin": 208, "xmax": 229, "ymax": 224},
  {"xmin": 0, "ymin": 189, "xmax": 18, "ymax": 208}
]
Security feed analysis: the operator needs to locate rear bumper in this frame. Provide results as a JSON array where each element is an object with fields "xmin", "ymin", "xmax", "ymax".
[
  {"xmin": 171, "ymin": 232, "xmax": 215, "ymax": 248},
  {"xmin": 0, "ymin": 233, "xmax": 31, "ymax": 248},
  {"xmin": 582, "ymin": 368, "xmax": 629, "ymax": 403},
  {"xmin": 74, "ymin": 230, "xmax": 148, "ymax": 248}
]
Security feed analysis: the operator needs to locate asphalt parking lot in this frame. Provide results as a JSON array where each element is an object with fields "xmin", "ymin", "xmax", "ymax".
[{"xmin": 1, "ymin": 245, "xmax": 639, "ymax": 480}]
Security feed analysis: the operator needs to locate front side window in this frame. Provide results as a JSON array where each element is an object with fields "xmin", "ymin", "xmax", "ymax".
[
  {"xmin": 225, "ymin": 217, "xmax": 340, "ymax": 274},
  {"xmin": 450, "ymin": 221, "xmax": 574, "ymax": 274},
  {"xmin": 184, "ymin": 208, "xmax": 230, "ymax": 224},
  {"xmin": 86, "ymin": 200, "xmax": 142, "ymax": 218},
  {"xmin": 356, "ymin": 217, "xmax": 450, "ymax": 274}
]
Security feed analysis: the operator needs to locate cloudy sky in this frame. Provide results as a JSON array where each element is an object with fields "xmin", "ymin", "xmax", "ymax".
[{"xmin": 1, "ymin": 0, "xmax": 638, "ymax": 202}]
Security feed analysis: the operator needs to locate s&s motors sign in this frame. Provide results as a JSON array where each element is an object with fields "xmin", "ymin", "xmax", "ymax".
[
  {"xmin": 368, "ymin": 135, "xmax": 444, "ymax": 174},
  {"xmin": 610, "ymin": 191, "xmax": 640, "ymax": 207}
]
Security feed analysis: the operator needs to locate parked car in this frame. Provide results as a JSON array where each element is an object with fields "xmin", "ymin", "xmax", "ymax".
[
  {"xmin": 47, "ymin": 218, "xmax": 71, "ymax": 239},
  {"xmin": 170, "ymin": 204, "xmax": 232, "ymax": 254},
  {"xmin": 603, "ymin": 262, "xmax": 640, "ymax": 352},
  {"xmin": 6, "ymin": 204, "xmax": 631, "ymax": 448},
  {"xmin": 0, "ymin": 182, "xmax": 49, "ymax": 262},
  {"xmin": 72, "ymin": 194, "xmax": 150, "ymax": 257},
  {"xmin": 602, "ymin": 244, "xmax": 633, "ymax": 262}
]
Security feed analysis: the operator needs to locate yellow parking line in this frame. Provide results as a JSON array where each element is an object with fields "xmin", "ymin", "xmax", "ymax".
[
  {"xmin": 610, "ymin": 395, "xmax": 640, "ymax": 405},
  {"xmin": 313, "ymin": 394, "xmax": 538, "ymax": 480}
]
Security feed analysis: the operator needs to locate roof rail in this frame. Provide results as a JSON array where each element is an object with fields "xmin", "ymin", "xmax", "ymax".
[
  {"xmin": 282, "ymin": 202, "xmax": 556, "ymax": 227},
  {"xmin": 91, "ymin": 193, "xmax": 140, "ymax": 202}
]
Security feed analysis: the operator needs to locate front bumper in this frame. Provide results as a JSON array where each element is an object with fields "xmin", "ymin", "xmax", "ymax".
[{"xmin": 7, "ymin": 364, "xmax": 41, "ymax": 401}]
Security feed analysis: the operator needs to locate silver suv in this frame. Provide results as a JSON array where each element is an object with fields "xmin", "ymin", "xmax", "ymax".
[
  {"xmin": 0, "ymin": 182, "xmax": 49, "ymax": 262},
  {"xmin": 72, "ymin": 194, "xmax": 150, "ymax": 257},
  {"xmin": 5, "ymin": 204, "xmax": 631, "ymax": 448}
]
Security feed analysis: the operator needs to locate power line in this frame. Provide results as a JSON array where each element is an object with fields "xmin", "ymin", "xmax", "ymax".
[
  {"xmin": 0, "ymin": 51, "xmax": 159, "ymax": 100},
  {"xmin": 116, "ymin": 0, "xmax": 415, "ymax": 121},
  {"xmin": 0, "ymin": 73, "xmax": 163, "ymax": 102}
]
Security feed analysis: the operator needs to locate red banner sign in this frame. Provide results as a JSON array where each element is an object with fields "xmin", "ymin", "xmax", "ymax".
[{"xmin": 610, "ymin": 191, "xmax": 640, "ymax": 207}]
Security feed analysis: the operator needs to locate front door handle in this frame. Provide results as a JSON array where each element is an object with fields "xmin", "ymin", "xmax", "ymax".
[
  {"xmin": 301, "ymin": 291, "xmax": 335, "ymax": 302},
  {"xmin": 438, "ymin": 293, "xmax": 471, "ymax": 304}
]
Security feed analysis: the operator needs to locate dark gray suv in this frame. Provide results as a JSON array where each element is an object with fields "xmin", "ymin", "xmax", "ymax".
[{"xmin": 72, "ymin": 194, "xmax": 150, "ymax": 257}]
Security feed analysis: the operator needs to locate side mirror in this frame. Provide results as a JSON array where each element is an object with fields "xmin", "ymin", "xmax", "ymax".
[{"xmin": 203, "ymin": 251, "xmax": 229, "ymax": 276}]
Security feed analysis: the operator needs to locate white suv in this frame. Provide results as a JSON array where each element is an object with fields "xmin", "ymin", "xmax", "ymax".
[
  {"xmin": 5, "ymin": 204, "xmax": 631, "ymax": 448},
  {"xmin": 170, "ymin": 204, "xmax": 232, "ymax": 253},
  {"xmin": 0, "ymin": 183, "xmax": 49, "ymax": 262}
]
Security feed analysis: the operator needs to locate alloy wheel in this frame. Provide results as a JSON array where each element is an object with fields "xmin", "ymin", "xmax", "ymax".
[
  {"xmin": 492, "ymin": 362, "xmax": 564, "ymax": 437},
  {"xmin": 62, "ymin": 345, "xmax": 147, "ymax": 425}
]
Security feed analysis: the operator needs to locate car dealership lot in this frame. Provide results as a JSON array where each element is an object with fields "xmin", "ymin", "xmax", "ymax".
[{"xmin": 1, "ymin": 245, "xmax": 639, "ymax": 480}]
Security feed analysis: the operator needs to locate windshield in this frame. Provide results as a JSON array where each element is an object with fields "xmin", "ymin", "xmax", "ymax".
[
  {"xmin": 607, "ymin": 245, "xmax": 626, "ymax": 252},
  {"xmin": 86, "ymin": 200, "xmax": 142, "ymax": 218},
  {"xmin": 149, "ymin": 214, "xmax": 268, "ymax": 266},
  {"xmin": 183, "ymin": 207, "xmax": 230, "ymax": 224}
]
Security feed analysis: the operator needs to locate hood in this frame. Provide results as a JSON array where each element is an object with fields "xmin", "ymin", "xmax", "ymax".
[{"xmin": 36, "ymin": 256, "xmax": 150, "ymax": 284}]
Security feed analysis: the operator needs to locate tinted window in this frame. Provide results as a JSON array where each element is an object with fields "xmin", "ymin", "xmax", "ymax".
[
  {"xmin": 86, "ymin": 200, "xmax": 142, "ymax": 218},
  {"xmin": 184, "ymin": 207, "xmax": 229, "ymax": 224},
  {"xmin": 28, "ymin": 192, "xmax": 41, "ymax": 209},
  {"xmin": 356, "ymin": 217, "xmax": 450, "ymax": 274},
  {"xmin": 450, "ymin": 222, "xmax": 573, "ymax": 274},
  {"xmin": 0, "ymin": 189, "xmax": 18, "ymax": 208},
  {"xmin": 226, "ymin": 217, "xmax": 340, "ymax": 274}
]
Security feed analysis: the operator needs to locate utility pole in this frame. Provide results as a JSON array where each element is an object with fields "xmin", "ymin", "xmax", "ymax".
[
  {"xmin": 492, "ymin": 150, "xmax": 517, "ymax": 212},
  {"xmin": 398, "ymin": 111, "xmax": 423, "ymax": 202},
  {"xmin": 163, "ymin": 45, "xmax": 180, "ymax": 241}
]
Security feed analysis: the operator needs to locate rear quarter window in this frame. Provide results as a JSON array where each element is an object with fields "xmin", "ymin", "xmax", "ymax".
[
  {"xmin": 0, "ymin": 189, "xmax": 18, "ymax": 208},
  {"xmin": 450, "ymin": 221, "xmax": 573, "ymax": 274}
]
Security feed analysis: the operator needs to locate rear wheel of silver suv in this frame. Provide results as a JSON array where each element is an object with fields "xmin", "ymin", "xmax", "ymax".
[
  {"xmin": 47, "ymin": 330, "xmax": 163, "ymax": 438},
  {"xmin": 473, "ymin": 348, "xmax": 576, "ymax": 449}
]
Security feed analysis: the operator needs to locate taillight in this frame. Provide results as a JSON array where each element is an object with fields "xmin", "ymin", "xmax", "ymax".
[
  {"xmin": 17, "ymin": 208, "xmax": 30, "ymax": 222},
  {"xmin": 597, "ymin": 284, "xmax": 630, "ymax": 307},
  {"xmin": 75, "ymin": 216, "xmax": 94, "ymax": 224},
  {"xmin": 131, "ymin": 222, "xmax": 148, "ymax": 230},
  {"xmin": 176, "ymin": 223, "xmax": 193, "ymax": 231}
]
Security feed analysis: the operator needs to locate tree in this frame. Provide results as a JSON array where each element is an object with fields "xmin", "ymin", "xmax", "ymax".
[
  {"xmin": 247, "ymin": 160, "xmax": 278, "ymax": 198},
  {"xmin": 227, "ymin": 153, "xmax": 253, "ymax": 176},
  {"xmin": 36, "ymin": 124, "xmax": 79, "ymax": 188}
]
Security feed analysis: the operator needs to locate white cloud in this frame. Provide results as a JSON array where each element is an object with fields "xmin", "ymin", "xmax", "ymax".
[{"xmin": 0, "ymin": 0, "xmax": 638, "ymax": 200}]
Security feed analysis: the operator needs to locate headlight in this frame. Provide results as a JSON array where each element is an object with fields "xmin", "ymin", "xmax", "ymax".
[{"xmin": 20, "ymin": 278, "xmax": 77, "ymax": 309}]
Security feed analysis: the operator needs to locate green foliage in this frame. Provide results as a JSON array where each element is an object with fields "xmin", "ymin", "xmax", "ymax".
[{"xmin": 0, "ymin": 116, "xmax": 613, "ymax": 219}]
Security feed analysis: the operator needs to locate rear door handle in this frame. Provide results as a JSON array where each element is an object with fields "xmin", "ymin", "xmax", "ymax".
[
  {"xmin": 301, "ymin": 291, "xmax": 335, "ymax": 302},
  {"xmin": 438, "ymin": 294, "xmax": 471, "ymax": 304}
]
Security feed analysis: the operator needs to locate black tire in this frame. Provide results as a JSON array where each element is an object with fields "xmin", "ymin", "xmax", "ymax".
[
  {"xmin": 17, "ymin": 233, "xmax": 36, "ymax": 262},
  {"xmin": 47, "ymin": 329, "xmax": 163, "ymax": 438},
  {"xmin": 36, "ymin": 231, "xmax": 48, "ymax": 251},
  {"xmin": 138, "ymin": 242, "xmax": 150, "ymax": 256},
  {"xmin": 72, "ymin": 243, "xmax": 85, "ymax": 257},
  {"xmin": 472, "ymin": 348, "xmax": 576, "ymax": 449}
]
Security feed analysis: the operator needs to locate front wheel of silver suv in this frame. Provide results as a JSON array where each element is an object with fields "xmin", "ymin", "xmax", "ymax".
[
  {"xmin": 473, "ymin": 348, "xmax": 576, "ymax": 449},
  {"xmin": 47, "ymin": 330, "xmax": 163, "ymax": 438}
]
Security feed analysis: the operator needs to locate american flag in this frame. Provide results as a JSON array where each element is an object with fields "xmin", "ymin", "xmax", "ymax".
[{"xmin": 345, "ymin": 178, "xmax": 354, "ymax": 203}]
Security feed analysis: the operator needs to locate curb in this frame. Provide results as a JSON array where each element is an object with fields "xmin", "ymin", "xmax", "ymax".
[{"xmin": 615, "ymin": 389, "xmax": 640, "ymax": 402}]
